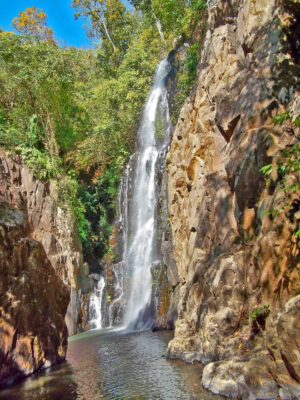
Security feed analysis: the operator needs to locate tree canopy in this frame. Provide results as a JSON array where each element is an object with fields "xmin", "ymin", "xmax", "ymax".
[{"xmin": 12, "ymin": 6, "xmax": 55, "ymax": 43}]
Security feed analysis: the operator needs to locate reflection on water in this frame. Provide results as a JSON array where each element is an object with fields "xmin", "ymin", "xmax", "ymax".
[{"xmin": 0, "ymin": 330, "xmax": 224, "ymax": 400}]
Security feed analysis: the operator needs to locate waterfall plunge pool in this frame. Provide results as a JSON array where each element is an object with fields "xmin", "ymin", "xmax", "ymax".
[{"xmin": 0, "ymin": 329, "xmax": 224, "ymax": 400}]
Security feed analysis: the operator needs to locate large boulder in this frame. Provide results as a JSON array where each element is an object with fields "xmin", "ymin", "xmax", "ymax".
[
  {"xmin": 0, "ymin": 202, "xmax": 69, "ymax": 389},
  {"xmin": 202, "ymin": 296, "xmax": 300, "ymax": 400}
]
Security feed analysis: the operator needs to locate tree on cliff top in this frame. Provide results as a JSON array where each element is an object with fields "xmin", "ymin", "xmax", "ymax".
[
  {"xmin": 72, "ymin": 0, "xmax": 117, "ymax": 51},
  {"xmin": 12, "ymin": 6, "xmax": 55, "ymax": 43},
  {"xmin": 72, "ymin": 0, "xmax": 136, "ymax": 68},
  {"xmin": 130, "ymin": 0, "xmax": 207, "ymax": 40}
]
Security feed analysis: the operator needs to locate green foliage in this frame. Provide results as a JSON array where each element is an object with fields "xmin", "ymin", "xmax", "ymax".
[
  {"xmin": 261, "ymin": 112, "xmax": 300, "ymax": 245},
  {"xmin": 185, "ymin": 43, "xmax": 199, "ymax": 77},
  {"xmin": 295, "ymin": 230, "xmax": 300, "ymax": 247},
  {"xmin": 260, "ymin": 163, "xmax": 273, "ymax": 187},
  {"xmin": 261, "ymin": 141, "xmax": 300, "ymax": 193},
  {"xmin": 132, "ymin": 0, "xmax": 207, "ymax": 40},
  {"xmin": 260, "ymin": 164, "xmax": 273, "ymax": 176},
  {"xmin": 272, "ymin": 110, "xmax": 290, "ymax": 126},
  {"xmin": 278, "ymin": 143, "xmax": 300, "ymax": 182},
  {"xmin": 26, "ymin": 114, "xmax": 39, "ymax": 147},
  {"xmin": 251, "ymin": 305, "xmax": 270, "ymax": 321},
  {"xmin": 152, "ymin": 0, "xmax": 186, "ymax": 35},
  {"xmin": 16, "ymin": 146, "xmax": 55, "ymax": 180},
  {"xmin": 76, "ymin": 156, "xmax": 127, "ymax": 266},
  {"xmin": 0, "ymin": 109, "xmax": 24, "ymax": 147},
  {"xmin": 72, "ymin": 0, "xmax": 137, "ymax": 69},
  {"xmin": 0, "ymin": 33, "xmax": 90, "ymax": 158},
  {"xmin": 57, "ymin": 175, "xmax": 92, "ymax": 243},
  {"xmin": 271, "ymin": 110, "xmax": 300, "ymax": 128},
  {"xmin": 171, "ymin": 43, "xmax": 200, "ymax": 124},
  {"xmin": 155, "ymin": 111, "xmax": 164, "ymax": 140},
  {"xmin": 71, "ymin": 23, "xmax": 164, "ymax": 173}
]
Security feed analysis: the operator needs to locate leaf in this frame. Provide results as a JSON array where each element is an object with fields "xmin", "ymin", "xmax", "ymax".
[{"xmin": 260, "ymin": 164, "xmax": 273, "ymax": 176}]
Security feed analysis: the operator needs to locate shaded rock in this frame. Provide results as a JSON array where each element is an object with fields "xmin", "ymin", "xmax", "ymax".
[
  {"xmin": 166, "ymin": 284, "xmax": 180, "ymax": 330},
  {"xmin": 202, "ymin": 296, "xmax": 300, "ymax": 399},
  {"xmin": 0, "ymin": 152, "xmax": 90, "ymax": 334},
  {"xmin": 202, "ymin": 358, "xmax": 279, "ymax": 400},
  {"xmin": 0, "ymin": 202, "xmax": 69, "ymax": 389},
  {"xmin": 166, "ymin": 250, "xmax": 249, "ymax": 364},
  {"xmin": 151, "ymin": 262, "xmax": 173, "ymax": 330},
  {"xmin": 266, "ymin": 295, "xmax": 300, "ymax": 398}
]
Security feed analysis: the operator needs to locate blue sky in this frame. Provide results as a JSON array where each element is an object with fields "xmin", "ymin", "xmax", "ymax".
[{"xmin": 0, "ymin": 0, "xmax": 132, "ymax": 48}]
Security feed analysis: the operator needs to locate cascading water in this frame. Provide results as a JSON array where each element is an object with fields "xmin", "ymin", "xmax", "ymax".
[
  {"xmin": 88, "ymin": 276, "xmax": 105, "ymax": 329},
  {"xmin": 122, "ymin": 58, "xmax": 172, "ymax": 330},
  {"xmin": 87, "ymin": 54, "xmax": 174, "ymax": 331},
  {"xmin": 110, "ymin": 55, "xmax": 174, "ymax": 331}
]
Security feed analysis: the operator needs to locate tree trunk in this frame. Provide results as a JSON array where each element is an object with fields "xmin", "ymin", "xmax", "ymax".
[
  {"xmin": 101, "ymin": 20, "xmax": 117, "ymax": 52},
  {"xmin": 150, "ymin": 0, "xmax": 165, "ymax": 41},
  {"xmin": 155, "ymin": 19, "xmax": 165, "ymax": 41},
  {"xmin": 40, "ymin": 110, "xmax": 59, "ymax": 175}
]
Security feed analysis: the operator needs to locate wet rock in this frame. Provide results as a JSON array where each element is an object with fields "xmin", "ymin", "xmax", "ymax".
[
  {"xmin": 155, "ymin": 148, "xmax": 179, "ymax": 329},
  {"xmin": 166, "ymin": 284, "xmax": 180, "ymax": 330},
  {"xmin": 103, "ymin": 261, "xmax": 126, "ymax": 327},
  {"xmin": 151, "ymin": 262, "xmax": 173, "ymax": 330},
  {"xmin": 65, "ymin": 288, "xmax": 82, "ymax": 336}
]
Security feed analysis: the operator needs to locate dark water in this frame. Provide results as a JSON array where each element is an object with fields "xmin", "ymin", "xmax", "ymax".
[{"xmin": 0, "ymin": 330, "xmax": 223, "ymax": 400}]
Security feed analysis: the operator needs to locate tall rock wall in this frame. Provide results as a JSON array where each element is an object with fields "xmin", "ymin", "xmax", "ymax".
[
  {"xmin": 0, "ymin": 152, "xmax": 93, "ymax": 335},
  {"xmin": 166, "ymin": 0, "xmax": 300, "ymax": 398},
  {"xmin": 0, "ymin": 202, "xmax": 69, "ymax": 389},
  {"xmin": 0, "ymin": 152, "xmax": 92, "ymax": 387}
]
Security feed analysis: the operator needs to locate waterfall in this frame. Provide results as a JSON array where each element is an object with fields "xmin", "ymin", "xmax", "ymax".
[
  {"xmin": 111, "ymin": 56, "xmax": 173, "ymax": 330},
  {"xmin": 88, "ymin": 276, "xmax": 105, "ymax": 329},
  {"xmin": 87, "ymin": 54, "xmax": 174, "ymax": 332},
  {"xmin": 122, "ymin": 59, "xmax": 171, "ymax": 330}
]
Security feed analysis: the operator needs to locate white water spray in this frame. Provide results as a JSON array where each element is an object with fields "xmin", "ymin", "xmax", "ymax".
[
  {"xmin": 89, "ymin": 276, "xmax": 105, "ymax": 329},
  {"xmin": 88, "ymin": 56, "xmax": 173, "ymax": 331},
  {"xmin": 120, "ymin": 58, "xmax": 173, "ymax": 330}
]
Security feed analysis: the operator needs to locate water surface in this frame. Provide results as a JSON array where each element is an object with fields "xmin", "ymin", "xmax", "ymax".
[{"xmin": 0, "ymin": 330, "xmax": 224, "ymax": 400}]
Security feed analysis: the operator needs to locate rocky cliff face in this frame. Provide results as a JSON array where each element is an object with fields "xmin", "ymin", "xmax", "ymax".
[
  {"xmin": 0, "ymin": 152, "xmax": 92, "ymax": 336},
  {"xmin": 166, "ymin": 0, "xmax": 300, "ymax": 398},
  {"xmin": 0, "ymin": 152, "xmax": 92, "ymax": 387},
  {"xmin": 0, "ymin": 201, "xmax": 69, "ymax": 389}
]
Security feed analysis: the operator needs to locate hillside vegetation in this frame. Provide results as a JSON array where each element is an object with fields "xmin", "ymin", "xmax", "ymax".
[{"xmin": 0, "ymin": 0, "xmax": 207, "ymax": 269}]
